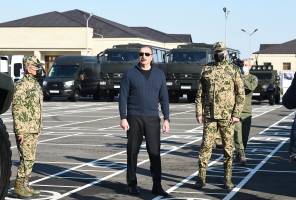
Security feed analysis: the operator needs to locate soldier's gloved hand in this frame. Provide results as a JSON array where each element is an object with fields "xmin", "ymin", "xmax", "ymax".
[
  {"xmin": 120, "ymin": 119, "xmax": 130, "ymax": 132},
  {"xmin": 196, "ymin": 115, "xmax": 203, "ymax": 124},
  {"xmin": 17, "ymin": 134, "xmax": 24, "ymax": 144},
  {"xmin": 230, "ymin": 117, "xmax": 240, "ymax": 124}
]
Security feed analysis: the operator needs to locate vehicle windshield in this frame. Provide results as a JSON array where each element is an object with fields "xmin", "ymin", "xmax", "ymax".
[
  {"xmin": 48, "ymin": 64, "xmax": 79, "ymax": 78},
  {"xmin": 252, "ymin": 72, "xmax": 273, "ymax": 80},
  {"xmin": 170, "ymin": 51, "xmax": 207, "ymax": 64},
  {"xmin": 104, "ymin": 51, "xmax": 139, "ymax": 62}
]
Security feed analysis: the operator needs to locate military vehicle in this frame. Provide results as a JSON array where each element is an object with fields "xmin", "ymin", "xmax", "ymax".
[
  {"xmin": 165, "ymin": 43, "xmax": 213, "ymax": 102},
  {"xmin": 97, "ymin": 43, "xmax": 168, "ymax": 101},
  {"xmin": 42, "ymin": 56, "xmax": 100, "ymax": 101},
  {"xmin": 0, "ymin": 72, "xmax": 13, "ymax": 200},
  {"xmin": 250, "ymin": 64, "xmax": 281, "ymax": 105}
]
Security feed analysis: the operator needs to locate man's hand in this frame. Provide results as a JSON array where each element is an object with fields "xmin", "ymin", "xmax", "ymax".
[
  {"xmin": 230, "ymin": 116, "xmax": 240, "ymax": 124},
  {"xmin": 162, "ymin": 120, "xmax": 170, "ymax": 134},
  {"xmin": 120, "ymin": 119, "xmax": 129, "ymax": 132},
  {"xmin": 196, "ymin": 115, "xmax": 203, "ymax": 124},
  {"xmin": 17, "ymin": 134, "xmax": 24, "ymax": 144}
]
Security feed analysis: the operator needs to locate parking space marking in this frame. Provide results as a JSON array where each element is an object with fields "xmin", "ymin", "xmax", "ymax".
[
  {"xmin": 153, "ymin": 109, "xmax": 294, "ymax": 200},
  {"xmin": 51, "ymin": 137, "xmax": 202, "ymax": 200}
]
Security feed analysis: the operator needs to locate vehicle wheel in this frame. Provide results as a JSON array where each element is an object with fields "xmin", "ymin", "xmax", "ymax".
[
  {"xmin": 70, "ymin": 89, "xmax": 79, "ymax": 102},
  {"xmin": 106, "ymin": 94, "xmax": 114, "ymax": 102},
  {"xmin": 169, "ymin": 94, "xmax": 179, "ymax": 103},
  {"xmin": 187, "ymin": 93, "xmax": 196, "ymax": 103},
  {"xmin": 93, "ymin": 92, "xmax": 100, "ymax": 101},
  {"xmin": 44, "ymin": 95, "xmax": 51, "ymax": 101},
  {"xmin": 275, "ymin": 93, "xmax": 280, "ymax": 104},
  {"xmin": 0, "ymin": 119, "xmax": 11, "ymax": 200},
  {"xmin": 269, "ymin": 93, "xmax": 275, "ymax": 105}
]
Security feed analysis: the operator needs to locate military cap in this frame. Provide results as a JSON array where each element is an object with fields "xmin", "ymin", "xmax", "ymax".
[
  {"xmin": 213, "ymin": 42, "xmax": 226, "ymax": 51},
  {"xmin": 23, "ymin": 56, "xmax": 43, "ymax": 68}
]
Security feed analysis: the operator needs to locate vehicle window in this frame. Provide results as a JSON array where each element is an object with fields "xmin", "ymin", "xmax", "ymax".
[
  {"xmin": 170, "ymin": 51, "xmax": 207, "ymax": 64},
  {"xmin": 106, "ymin": 51, "xmax": 138, "ymax": 62},
  {"xmin": 153, "ymin": 49, "xmax": 158, "ymax": 63},
  {"xmin": 48, "ymin": 64, "xmax": 79, "ymax": 78},
  {"xmin": 14, "ymin": 63, "xmax": 22, "ymax": 77},
  {"xmin": 252, "ymin": 72, "xmax": 272, "ymax": 79}
]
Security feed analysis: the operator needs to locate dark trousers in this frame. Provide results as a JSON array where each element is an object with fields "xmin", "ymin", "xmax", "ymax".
[
  {"xmin": 126, "ymin": 115, "xmax": 161, "ymax": 187},
  {"xmin": 242, "ymin": 116, "xmax": 252, "ymax": 149}
]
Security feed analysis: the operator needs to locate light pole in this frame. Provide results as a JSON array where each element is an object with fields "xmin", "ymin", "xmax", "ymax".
[
  {"xmin": 241, "ymin": 28, "xmax": 258, "ymax": 56},
  {"xmin": 223, "ymin": 7, "xmax": 230, "ymax": 47},
  {"xmin": 84, "ymin": 12, "xmax": 93, "ymax": 55}
]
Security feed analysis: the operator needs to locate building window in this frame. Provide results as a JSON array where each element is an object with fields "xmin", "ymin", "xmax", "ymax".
[
  {"xmin": 45, "ymin": 55, "xmax": 58, "ymax": 75},
  {"xmin": 283, "ymin": 62, "xmax": 291, "ymax": 70}
]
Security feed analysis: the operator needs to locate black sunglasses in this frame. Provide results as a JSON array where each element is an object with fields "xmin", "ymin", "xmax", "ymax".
[{"xmin": 139, "ymin": 52, "xmax": 152, "ymax": 57}]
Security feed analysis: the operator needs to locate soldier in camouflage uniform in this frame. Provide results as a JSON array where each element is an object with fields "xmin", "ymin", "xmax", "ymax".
[
  {"xmin": 234, "ymin": 58, "xmax": 258, "ymax": 165},
  {"xmin": 12, "ymin": 56, "xmax": 43, "ymax": 198},
  {"xmin": 195, "ymin": 42, "xmax": 245, "ymax": 191}
]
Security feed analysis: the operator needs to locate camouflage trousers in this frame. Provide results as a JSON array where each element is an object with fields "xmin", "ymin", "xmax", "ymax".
[
  {"xmin": 15, "ymin": 133, "xmax": 39, "ymax": 181},
  {"xmin": 198, "ymin": 118, "xmax": 234, "ymax": 181}
]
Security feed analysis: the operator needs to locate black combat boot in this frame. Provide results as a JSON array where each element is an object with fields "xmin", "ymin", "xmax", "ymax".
[
  {"xmin": 224, "ymin": 179, "xmax": 234, "ymax": 192},
  {"xmin": 238, "ymin": 149, "xmax": 247, "ymax": 165},
  {"xmin": 195, "ymin": 169, "xmax": 206, "ymax": 189}
]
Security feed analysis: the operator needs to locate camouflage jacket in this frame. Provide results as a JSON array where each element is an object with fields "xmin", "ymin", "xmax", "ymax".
[
  {"xmin": 12, "ymin": 74, "xmax": 43, "ymax": 135},
  {"xmin": 195, "ymin": 61, "xmax": 245, "ymax": 119}
]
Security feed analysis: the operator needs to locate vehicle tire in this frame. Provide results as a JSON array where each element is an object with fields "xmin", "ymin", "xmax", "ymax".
[
  {"xmin": 269, "ymin": 93, "xmax": 275, "ymax": 105},
  {"xmin": 70, "ymin": 89, "xmax": 79, "ymax": 102},
  {"xmin": 93, "ymin": 92, "xmax": 100, "ymax": 101},
  {"xmin": 44, "ymin": 95, "xmax": 51, "ymax": 101},
  {"xmin": 0, "ymin": 119, "xmax": 12, "ymax": 200},
  {"xmin": 275, "ymin": 93, "xmax": 280, "ymax": 104},
  {"xmin": 187, "ymin": 93, "xmax": 196, "ymax": 103},
  {"xmin": 169, "ymin": 94, "xmax": 179, "ymax": 103},
  {"xmin": 106, "ymin": 94, "xmax": 114, "ymax": 102}
]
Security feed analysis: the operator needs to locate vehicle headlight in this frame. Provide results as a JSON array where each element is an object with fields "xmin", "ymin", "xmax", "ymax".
[
  {"xmin": 64, "ymin": 80, "xmax": 74, "ymax": 87},
  {"xmin": 166, "ymin": 82, "xmax": 173, "ymax": 86},
  {"xmin": 100, "ymin": 81, "xmax": 106, "ymax": 85},
  {"xmin": 42, "ymin": 81, "xmax": 47, "ymax": 87},
  {"xmin": 262, "ymin": 84, "xmax": 268, "ymax": 89}
]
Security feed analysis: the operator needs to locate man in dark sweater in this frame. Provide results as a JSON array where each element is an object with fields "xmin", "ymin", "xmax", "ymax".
[{"xmin": 119, "ymin": 46, "xmax": 170, "ymax": 197}]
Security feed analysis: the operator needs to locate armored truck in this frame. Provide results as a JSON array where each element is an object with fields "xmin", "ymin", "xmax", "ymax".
[
  {"xmin": 0, "ymin": 72, "xmax": 13, "ymax": 200},
  {"xmin": 250, "ymin": 64, "xmax": 281, "ymax": 105},
  {"xmin": 98, "ymin": 43, "xmax": 168, "ymax": 101},
  {"xmin": 165, "ymin": 43, "xmax": 213, "ymax": 102}
]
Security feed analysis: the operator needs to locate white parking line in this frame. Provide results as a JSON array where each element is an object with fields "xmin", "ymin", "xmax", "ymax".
[
  {"xmin": 153, "ymin": 108, "xmax": 293, "ymax": 199},
  {"xmin": 52, "ymin": 137, "xmax": 202, "ymax": 200},
  {"xmin": 223, "ymin": 139, "xmax": 288, "ymax": 200}
]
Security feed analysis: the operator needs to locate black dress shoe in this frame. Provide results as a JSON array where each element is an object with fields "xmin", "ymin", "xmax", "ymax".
[
  {"xmin": 152, "ymin": 185, "xmax": 169, "ymax": 197},
  {"xmin": 127, "ymin": 186, "xmax": 140, "ymax": 195}
]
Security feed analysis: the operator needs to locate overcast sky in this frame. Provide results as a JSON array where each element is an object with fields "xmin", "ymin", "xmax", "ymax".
[{"xmin": 1, "ymin": 0, "xmax": 295, "ymax": 58}]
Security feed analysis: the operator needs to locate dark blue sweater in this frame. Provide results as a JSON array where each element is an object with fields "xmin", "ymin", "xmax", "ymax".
[{"xmin": 119, "ymin": 65, "xmax": 169, "ymax": 120}]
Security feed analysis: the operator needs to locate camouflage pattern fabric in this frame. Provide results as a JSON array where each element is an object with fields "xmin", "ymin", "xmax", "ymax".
[
  {"xmin": 12, "ymin": 74, "xmax": 43, "ymax": 135},
  {"xmin": 23, "ymin": 55, "xmax": 43, "ymax": 68},
  {"xmin": 213, "ymin": 42, "xmax": 226, "ymax": 51},
  {"xmin": 198, "ymin": 119, "xmax": 235, "ymax": 181},
  {"xmin": 195, "ymin": 60, "xmax": 245, "ymax": 182},
  {"xmin": 15, "ymin": 133, "xmax": 39, "ymax": 179},
  {"xmin": 195, "ymin": 60, "xmax": 245, "ymax": 119}
]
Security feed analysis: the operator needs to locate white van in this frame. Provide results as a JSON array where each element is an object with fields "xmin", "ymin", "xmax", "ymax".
[
  {"xmin": 10, "ymin": 55, "xmax": 24, "ymax": 82},
  {"xmin": 0, "ymin": 56, "xmax": 9, "ymax": 74}
]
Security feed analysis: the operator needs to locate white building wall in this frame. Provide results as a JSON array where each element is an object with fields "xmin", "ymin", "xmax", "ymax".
[{"xmin": 252, "ymin": 53, "xmax": 296, "ymax": 72}]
